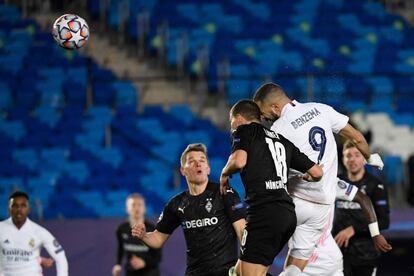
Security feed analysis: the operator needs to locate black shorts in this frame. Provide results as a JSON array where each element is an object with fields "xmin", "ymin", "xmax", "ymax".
[{"xmin": 240, "ymin": 202, "xmax": 296, "ymax": 266}]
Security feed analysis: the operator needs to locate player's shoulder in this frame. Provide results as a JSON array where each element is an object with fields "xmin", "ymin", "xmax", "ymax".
[
  {"xmin": 117, "ymin": 221, "xmax": 130, "ymax": 231},
  {"xmin": 364, "ymin": 172, "xmax": 384, "ymax": 187},
  {"xmin": 28, "ymin": 219, "xmax": 50, "ymax": 234},
  {"xmin": 205, "ymin": 182, "xmax": 224, "ymax": 196},
  {"xmin": 144, "ymin": 220, "xmax": 157, "ymax": 231},
  {"xmin": 167, "ymin": 190, "xmax": 189, "ymax": 207},
  {"xmin": 0, "ymin": 218, "xmax": 11, "ymax": 229},
  {"xmin": 235, "ymin": 122, "xmax": 258, "ymax": 133}
]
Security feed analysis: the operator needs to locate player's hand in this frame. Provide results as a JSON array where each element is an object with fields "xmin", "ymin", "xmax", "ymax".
[
  {"xmin": 40, "ymin": 257, "xmax": 54, "ymax": 268},
  {"xmin": 302, "ymin": 173, "xmax": 315, "ymax": 182},
  {"xmin": 130, "ymin": 255, "xmax": 146, "ymax": 270},
  {"xmin": 334, "ymin": 226, "xmax": 355, "ymax": 248},
  {"xmin": 373, "ymin": 234, "xmax": 392, "ymax": 252},
  {"xmin": 131, "ymin": 223, "xmax": 146, "ymax": 239},
  {"xmin": 112, "ymin": 264, "xmax": 122, "ymax": 276},
  {"xmin": 220, "ymin": 174, "xmax": 230, "ymax": 195},
  {"xmin": 367, "ymin": 153, "xmax": 384, "ymax": 170}
]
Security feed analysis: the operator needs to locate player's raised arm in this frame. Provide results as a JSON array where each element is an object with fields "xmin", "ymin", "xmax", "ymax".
[
  {"xmin": 339, "ymin": 124, "xmax": 384, "ymax": 170},
  {"xmin": 338, "ymin": 124, "xmax": 369, "ymax": 159}
]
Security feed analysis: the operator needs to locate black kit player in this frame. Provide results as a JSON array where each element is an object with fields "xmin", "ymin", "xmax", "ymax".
[
  {"xmin": 112, "ymin": 193, "xmax": 161, "ymax": 276},
  {"xmin": 220, "ymin": 100, "xmax": 323, "ymax": 276},
  {"xmin": 132, "ymin": 144, "xmax": 246, "ymax": 276}
]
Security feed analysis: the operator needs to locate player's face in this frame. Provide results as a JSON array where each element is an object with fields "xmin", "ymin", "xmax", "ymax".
[
  {"xmin": 230, "ymin": 114, "xmax": 241, "ymax": 131},
  {"xmin": 256, "ymin": 101, "xmax": 279, "ymax": 122},
  {"xmin": 126, "ymin": 197, "xmax": 145, "ymax": 220},
  {"xmin": 9, "ymin": 197, "xmax": 30, "ymax": 224},
  {"xmin": 343, "ymin": 147, "xmax": 365, "ymax": 174},
  {"xmin": 181, "ymin": 151, "xmax": 210, "ymax": 185}
]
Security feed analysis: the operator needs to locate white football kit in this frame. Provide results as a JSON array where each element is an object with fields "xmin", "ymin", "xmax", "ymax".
[
  {"xmin": 0, "ymin": 218, "xmax": 68, "ymax": 276},
  {"xmin": 303, "ymin": 179, "xmax": 358, "ymax": 276},
  {"xmin": 272, "ymin": 100, "xmax": 349, "ymax": 259}
]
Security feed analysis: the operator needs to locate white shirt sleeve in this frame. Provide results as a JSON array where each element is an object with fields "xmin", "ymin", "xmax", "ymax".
[
  {"xmin": 39, "ymin": 227, "xmax": 68, "ymax": 276},
  {"xmin": 336, "ymin": 178, "xmax": 358, "ymax": 201},
  {"xmin": 322, "ymin": 104, "xmax": 349, "ymax": 133}
]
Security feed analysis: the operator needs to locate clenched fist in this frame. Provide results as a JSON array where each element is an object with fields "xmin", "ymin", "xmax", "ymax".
[{"xmin": 131, "ymin": 223, "xmax": 146, "ymax": 239}]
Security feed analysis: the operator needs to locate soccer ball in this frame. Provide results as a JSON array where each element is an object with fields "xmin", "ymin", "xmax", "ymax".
[{"xmin": 52, "ymin": 14, "xmax": 89, "ymax": 49}]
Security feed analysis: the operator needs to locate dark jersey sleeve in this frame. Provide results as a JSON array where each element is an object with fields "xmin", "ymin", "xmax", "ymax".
[
  {"xmin": 231, "ymin": 125, "xmax": 252, "ymax": 153},
  {"xmin": 156, "ymin": 200, "xmax": 180, "ymax": 235},
  {"xmin": 115, "ymin": 226, "xmax": 124, "ymax": 265},
  {"xmin": 222, "ymin": 187, "xmax": 246, "ymax": 223},
  {"xmin": 283, "ymin": 136, "xmax": 315, "ymax": 173},
  {"xmin": 352, "ymin": 181, "xmax": 390, "ymax": 233},
  {"xmin": 141, "ymin": 223, "xmax": 162, "ymax": 268},
  {"xmin": 372, "ymin": 182, "xmax": 390, "ymax": 230}
]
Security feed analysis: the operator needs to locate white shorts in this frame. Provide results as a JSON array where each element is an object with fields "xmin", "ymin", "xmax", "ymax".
[
  {"xmin": 303, "ymin": 234, "xmax": 343, "ymax": 276},
  {"xmin": 288, "ymin": 197, "xmax": 332, "ymax": 260}
]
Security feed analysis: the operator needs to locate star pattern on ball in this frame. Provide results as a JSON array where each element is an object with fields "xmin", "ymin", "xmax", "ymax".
[
  {"xmin": 69, "ymin": 27, "xmax": 84, "ymax": 46},
  {"xmin": 55, "ymin": 15, "xmax": 74, "ymax": 32},
  {"xmin": 52, "ymin": 14, "xmax": 89, "ymax": 49}
]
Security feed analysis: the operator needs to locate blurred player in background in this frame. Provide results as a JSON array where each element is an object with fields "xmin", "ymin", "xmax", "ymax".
[
  {"xmin": 112, "ymin": 193, "xmax": 161, "ymax": 276},
  {"xmin": 254, "ymin": 83, "xmax": 384, "ymax": 276},
  {"xmin": 220, "ymin": 100, "xmax": 323, "ymax": 276},
  {"xmin": 0, "ymin": 191, "xmax": 68, "ymax": 276},
  {"xmin": 333, "ymin": 141, "xmax": 390, "ymax": 276},
  {"xmin": 132, "ymin": 143, "xmax": 246, "ymax": 276}
]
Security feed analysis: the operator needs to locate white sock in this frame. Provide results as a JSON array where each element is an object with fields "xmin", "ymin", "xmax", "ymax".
[{"xmin": 279, "ymin": 265, "xmax": 302, "ymax": 276}]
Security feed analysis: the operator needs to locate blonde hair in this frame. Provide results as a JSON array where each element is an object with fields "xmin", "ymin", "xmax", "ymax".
[
  {"xmin": 126, "ymin": 193, "xmax": 144, "ymax": 202},
  {"xmin": 342, "ymin": 140, "xmax": 357, "ymax": 152},
  {"xmin": 180, "ymin": 143, "xmax": 208, "ymax": 166}
]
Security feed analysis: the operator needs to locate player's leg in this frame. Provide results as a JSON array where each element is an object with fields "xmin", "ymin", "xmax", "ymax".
[
  {"xmin": 282, "ymin": 198, "xmax": 331, "ymax": 273},
  {"xmin": 342, "ymin": 253, "xmax": 353, "ymax": 276},
  {"xmin": 302, "ymin": 234, "xmax": 344, "ymax": 276},
  {"xmin": 241, "ymin": 204, "xmax": 295, "ymax": 276},
  {"xmin": 353, "ymin": 265, "xmax": 377, "ymax": 276}
]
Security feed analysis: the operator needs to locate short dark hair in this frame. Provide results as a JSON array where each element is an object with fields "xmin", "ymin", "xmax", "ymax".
[
  {"xmin": 180, "ymin": 143, "xmax": 208, "ymax": 166},
  {"xmin": 230, "ymin": 99, "xmax": 261, "ymax": 121},
  {"xmin": 9, "ymin": 191, "xmax": 29, "ymax": 201},
  {"xmin": 253, "ymin": 82, "xmax": 285, "ymax": 103}
]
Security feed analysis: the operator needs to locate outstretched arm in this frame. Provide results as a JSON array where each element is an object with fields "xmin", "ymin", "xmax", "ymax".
[{"xmin": 131, "ymin": 223, "xmax": 170, "ymax": 249}]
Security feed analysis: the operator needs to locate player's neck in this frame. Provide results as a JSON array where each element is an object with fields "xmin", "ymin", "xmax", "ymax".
[
  {"xmin": 12, "ymin": 218, "xmax": 27, "ymax": 229},
  {"xmin": 129, "ymin": 217, "xmax": 144, "ymax": 226},
  {"xmin": 187, "ymin": 180, "xmax": 208, "ymax": 196},
  {"xmin": 347, "ymin": 169, "xmax": 365, "ymax": 182}
]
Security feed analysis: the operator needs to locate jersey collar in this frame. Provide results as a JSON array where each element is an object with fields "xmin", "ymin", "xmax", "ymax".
[
  {"xmin": 8, "ymin": 217, "xmax": 31, "ymax": 231},
  {"xmin": 281, "ymin": 100, "xmax": 298, "ymax": 117}
]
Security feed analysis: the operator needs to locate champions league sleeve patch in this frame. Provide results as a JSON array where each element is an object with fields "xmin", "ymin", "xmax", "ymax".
[
  {"xmin": 345, "ymin": 184, "xmax": 353, "ymax": 196},
  {"xmin": 337, "ymin": 180, "xmax": 347, "ymax": 189},
  {"xmin": 53, "ymin": 239, "xmax": 61, "ymax": 248},
  {"xmin": 53, "ymin": 239, "xmax": 64, "ymax": 254}
]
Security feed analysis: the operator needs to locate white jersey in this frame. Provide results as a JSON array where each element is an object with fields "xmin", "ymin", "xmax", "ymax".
[
  {"xmin": 0, "ymin": 218, "xmax": 68, "ymax": 276},
  {"xmin": 303, "ymin": 179, "xmax": 358, "ymax": 276},
  {"xmin": 272, "ymin": 100, "xmax": 349, "ymax": 204}
]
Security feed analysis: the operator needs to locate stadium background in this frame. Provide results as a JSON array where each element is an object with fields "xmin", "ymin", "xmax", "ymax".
[{"xmin": 1, "ymin": 0, "xmax": 414, "ymax": 275}]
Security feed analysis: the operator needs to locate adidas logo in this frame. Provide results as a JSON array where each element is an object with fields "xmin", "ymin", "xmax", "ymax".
[{"xmin": 4, "ymin": 239, "xmax": 10, "ymax": 244}]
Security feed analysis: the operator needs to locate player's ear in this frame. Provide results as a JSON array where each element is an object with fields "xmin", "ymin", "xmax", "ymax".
[{"xmin": 180, "ymin": 166, "xmax": 186, "ymax": 176}]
